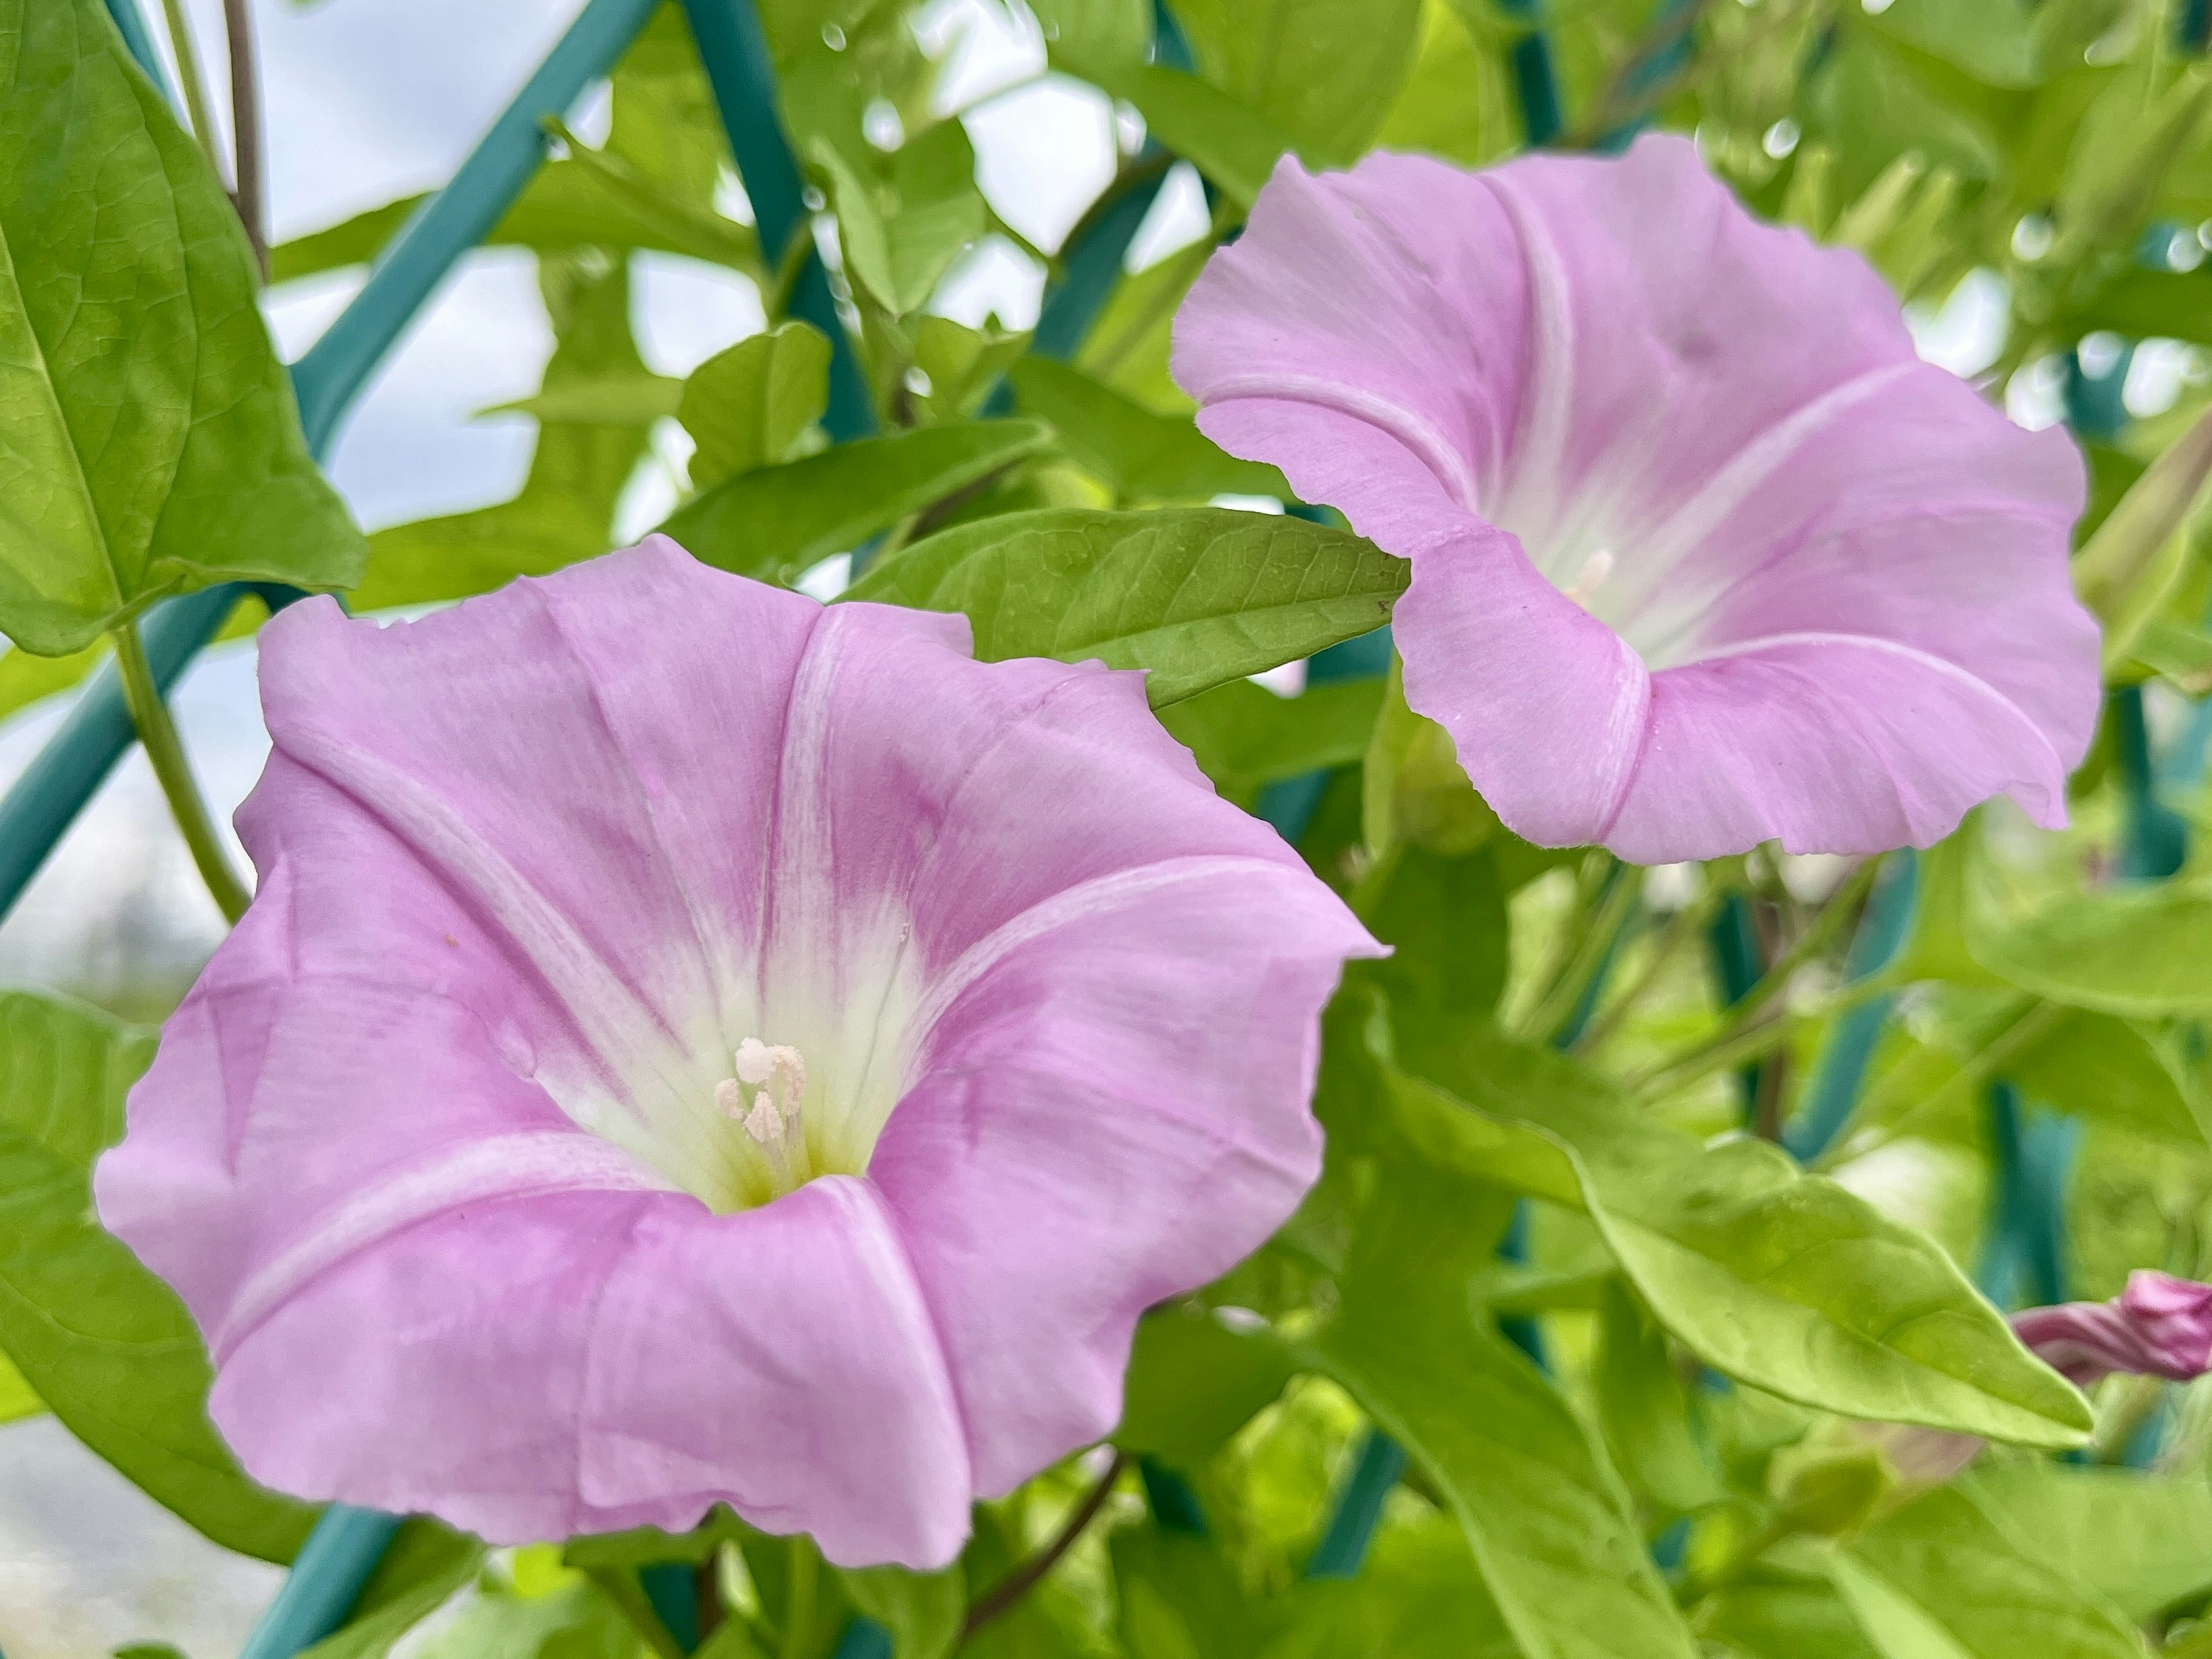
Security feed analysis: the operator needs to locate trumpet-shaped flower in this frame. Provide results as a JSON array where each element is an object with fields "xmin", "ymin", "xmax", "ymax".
[
  {"xmin": 2012, "ymin": 1270, "xmax": 2212, "ymax": 1387},
  {"xmin": 94, "ymin": 540, "xmax": 1376, "ymax": 1568},
  {"xmin": 1174, "ymin": 136, "xmax": 2099, "ymax": 862}
]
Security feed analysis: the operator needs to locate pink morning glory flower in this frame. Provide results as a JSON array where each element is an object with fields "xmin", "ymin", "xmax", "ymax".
[
  {"xmin": 2012, "ymin": 1271, "xmax": 2212, "ymax": 1388},
  {"xmin": 1173, "ymin": 135, "xmax": 2099, "ymax": 862},
  {"xmin": 93, "ymin": 540, "xmax": 1377, "ymax": 1568}
]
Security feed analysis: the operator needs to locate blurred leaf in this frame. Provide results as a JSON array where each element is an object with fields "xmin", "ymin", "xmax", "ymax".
[
  {"xmin": 2061, "ymin": 61, "xmax": 2212, "ymax": 256},
  {"xmin": 2069, "ymin": 268, "xmax": 2212, "ymax": 349},
  {"xmin": 1694, "ymin": 1570, "xmax": 1885, "ymax": 1659},
  {"xmin": 415, "ymin": 1577, "xmax": 639, "ymax": 1659},
  {"xmin": 908, "ymin": 316, "xmax": 1030, "ymax": 422},
  {"xmin": 679, "ymin": 322, "xmax": 832, "ymax": 489},
  {"xmin": 354, "ymin": 253, "xmax": 653, "ymax": 611},
  {"xmin": 0, "ymin": 990, "xmax": 317, "ymax": 1563},
  {"xmin": 1965, "ymin": 1463, "xmax": 2212, "ymax": 1624},
  {"xmin": 846, "ymin": 506, "xmax": 1407, "ymax": 706},
  {"xmin": 563, "ymin": 1507, "xmax": 747, "ymax": 1570},
  {"xmin": 1115, "ymin": 1304, "xmax": 1297, "ymax": 1466},
  {"xmin": 836, "ymin": 1562, "xmax": 965, "ymax": 1659},
  {"xmin": 1374, "ymin": 0, "xmax": 1516, "ymax": 168},
  {"xmin": 1593, "ymin": 1278, "xmax": 1721, "ymax": 1516},
  {"xmin": 1258, "ymin": 1516, "xmax": 1519, "ymax": 1659},
  {"xmin": 301, "ymin": 1520, "xmax": 485, "ymax": 1659},
  {"xmin": 2075, "ymin": 401, "xmax": 2212, "ymax": 668},
  {"xmin": 2127, "ymin": 616, "xmax": 2212, "ymax": 696},
  {"xmin": 1388, "ymin": 1027, "xmax": 2093, "ymax": 1447},
  {"xmin": 1364, "ymin": 846, "xmax": 1509, "ymax": 1021},
  {"xmin": 1171, "ymin": 0, "xmax": 1423, "ymax": 165},
  {"xmin": 664, "ymin": 418, "xmax": 1051, "ymax": 585},
  {"xmin": 1113, "ymin": 1527, "xmax": 1265, "ymax": 1658},
  {"xmin": 1966, "ymin": 880, "xmax": 2212, "ymax": 1016},
  {"xmin": 1807, "ymin": 31, "xmax": 2002, "ymax": 202},
  {"xmin": 1311, "ymin": 1160, "xmax": 1700, "ymax": 1659},
  {"xmin": 1156, "ymin": 676, "xmax": 1384, "ymax": 802},
  {"xmin": 1008, "ymin": 358, "xmax": 1287, "ymax": 502},
  {"xmin": 1864, "ymin": 0, "xmax": 2041, "ymax": 90},
  {"xmin": 1835, "ymin": 1484, "xmax": 2143, "ymax": 1658},
  {"xmin": 0, "ymin": 1348, "xmax": 41, "ymax": 1424},
  {"xmin": 0, "ymin": 0, "xmax": 363, "ymax": 655},
  {"xmin": 1086, "ymin": 65, "xmax": 1300, "ymax": 206},
  {"xmin": 1362, "ymin": 660, "xmax": 1498, "ymax": 857},
  {"xmin": 814, "ymin": 123, "xmax": 983, "ymax": 316},
  {"xmin": 486, "ymin": 374, "xmax": 684, "ymax": 427}
]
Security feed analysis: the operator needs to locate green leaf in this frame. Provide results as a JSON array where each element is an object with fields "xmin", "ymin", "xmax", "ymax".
[
  {"xmin": 0, "ymin": 0, "xmax": 364, "ymax": 654},
  {"xmin": 908, "ymin": 316, "xmax": 1030, "ymax": 423},
  {"xmin": 0, "ymin": 1347, "xmax": 40, "ymax": 1424},
  {"xmin": 661, "ymin": 418, "xmax": 1051, "ymax": 587},
  {"xmin": 1007, "ymin": 358, "xmax": 1287, "ymax": 502},
  {"xmin": 1387, "ymin": 1027, "xmax": 2093, "ymax": 1448},
  {"xmin": 300, "ymin": 1520, "xmax": 486, "ymax": 1659},
  {"xmin": 353, "ymin": 253, "xmax": 653, "ymax": 611},
  {"xmin": 1169, "ymin": 0, "xmax": 1423, "ymax": 165},
  {"xmin": 1966, "ymin": 881, "xmax": 2212, "ymax": 1016},
  {"xmin": 1863, "ymin": 0, "xmax": 2041, "ymax": 89},
  {"xmin": 1363, "ymin": 846, "xmax": 1509, "ymax": 1021},
  {"xmin": 1310, "ymin": 1160, "xmax": 1700, "ymax": 1659},
  {"xmin": 2070, "ymin": 267, "xmax": 2212, "ymax": 349},
  {"xmin": 1592, "ymin": 1278, "xmax": 1721, "ymax": 1516},
  {"xmin": 813, "ymin": 123, "xmax": 984, "ymax": 316},
  {"xmin": 1836, "ymin": 1484, "xmax": 2145, "ymax": 1659},
  {"xmin": 844, "ymin": 507, "xmax": 1407, "ymax": 707},
  {"xmin": 1694, "ymin": 1571, "xmax": 1885, "ymax": 1659},
  {"xmin": 1115, "ymin": 1303, "xmax": 1297, "ymax": 1467},
  {"xmin": 835, "ymin": 1563, "xmax": 965, "ymax": 1659},
  {"xmin": 1156, "ymin": 676, "xmax": 1383, "ymax": 803},
  {"xmin": 1112, "ymin": 1527, "xmax": 1265, "ymax": 1659},
  {"xmin": 1084, "ymin": 65, "xmax": 1300, "ymax": 207},
  {"xmin": 415, "ymin": 1578, "xmax": 639, "ymax": 1659},
  {"xmin": 0, "ymin": 990, "xmax": 317, "ymax": 1562},
  {"xmin": 484, "ymin": 374, "xmax": 684, "ymax": 428},
  {"xmin": 679, "ymin": 323, "xmax": 832, "ymax": 490},
  {"xmin": 1965, "ymin": 1463, "xmax": 2212, "ymax": 1623},
  {"xmin": 2127, "ymin": 615, "xmax": 2212, "ymax": 695},
  {"xmin": 1260, "ymin": 1517, "xmax": 1519, "ymax": 1659}
]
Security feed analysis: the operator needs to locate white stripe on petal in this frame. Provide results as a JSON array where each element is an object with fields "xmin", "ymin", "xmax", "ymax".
[{"xmin": 215, "ymin": 1130, "xmax": 675, "ymax": 1359}]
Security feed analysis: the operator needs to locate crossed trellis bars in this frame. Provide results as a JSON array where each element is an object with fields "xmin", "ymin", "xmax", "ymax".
[{"xmin": 0, "ymin": 1, "xmax": 2188, "ymax": 1654}]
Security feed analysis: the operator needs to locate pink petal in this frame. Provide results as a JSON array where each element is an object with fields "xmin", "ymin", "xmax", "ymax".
[
  {"xmin": 1175, "ymin": 137, "xmax": 2097, "ymax": 860},
  {"xmin": 97, "ymin": 544, "xmax": 1375, "ymax": 1565},
  {"xmin": 2012, "ymin": 1271, "xmax": 2212, "ymax": 1388}
]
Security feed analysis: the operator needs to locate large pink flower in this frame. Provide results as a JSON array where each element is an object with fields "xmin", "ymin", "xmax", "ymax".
[
  {"xmin": 1173, "ymin": 135, "xmax": 2099, "ymax": 861},
  {"xmin": 93, "ymin": 539, "xmax": 1376, "ymax": 1567}
]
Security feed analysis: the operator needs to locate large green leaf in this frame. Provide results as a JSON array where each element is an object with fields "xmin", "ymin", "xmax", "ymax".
[
  {"xmin": 843, "ymin": 507, "xmax": 1407, "ymax": 706},
  {"xmin": 1259, "ymin": 1518, "xmax": 1519, "ymax": 1659},
  {"xmin": 1082, "ymin": 64, "xmax": 1301, "ymax": 206},
  {"xmin": 0, "ymin": 0, "xmax": 363, "ymax": 655},
  {"xmin": 1114, "ymin": 1302, "xmax": 1297, "ymax": 1467},
  {"xmin": 1836, "ymin": 1485, "xmax": 2145, "ymax": 1659},
  {"xmin": 1694, "ymin": 1571, "xmax": 1885, "ymax": 1659},
  {"xmin": 662, "ymin": 418, "xmax": 1051, "ymax": 587},
  {"xmin": 353, "ymin": 253, "xmax": 654, "ymax": 611},
  {"xmin": 0, "ymin": 1347, "xmax": 40, "ymax": 1424},
  {"xmin": 0, "ymin": 990, "xmax": 316, "ymax": 1562},
  {"xmin": 1387, "ymin": 1027, "xmax": 2092, "ymax": 1447},
  {"xmin": 1007, "ymin": 358, "xmax": 1287, "ymax": 502},
  {"xmin": 1310, "ymin": 1161, "xmax": 1700, "ymax": 1659}
]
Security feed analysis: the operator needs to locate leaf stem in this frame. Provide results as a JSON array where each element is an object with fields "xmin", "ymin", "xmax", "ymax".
[
  {"xmin": 963, "ymin": 1452, "xmax": 1127, "ymax": 1638},
  {"xmin": 221, "ymin": 0, "xmax": 268, "ymax": 275},
  {"xmin": 156, "ymin": 0, "xmax": 225, "ymax": 177},
  {"xmin": 1573, "ymin": 878, "xmax": 1728, "ymax": 1055},
  {"xmin": 111, "ymin": 620, "xmax": 250, "ymax": 925},
  {"xmin": 1524, "ymin": 858, "xmax": 1638, "ymax": 1044}
]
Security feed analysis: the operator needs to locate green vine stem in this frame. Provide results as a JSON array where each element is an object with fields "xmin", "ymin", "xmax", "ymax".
[
  {"xmin": 111, "ymin": 618, "xmax": 251, "ymax": 925},
  {"xmin": 154, "ymin": 0, "xmax": 224, "ymax": 176}
]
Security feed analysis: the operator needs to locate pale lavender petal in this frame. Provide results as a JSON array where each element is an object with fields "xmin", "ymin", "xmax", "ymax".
[
  {"xmin": 1174, "ymin": 137, "xmax": 2098, "ymax": 860},
  {"xmin": 2012, "ymin": 1271, "xmax": 2212, "ymax": 1388},
  {"xmin": 98, "ymin": 546, "xmax": 1374, "ymax": 1565}
]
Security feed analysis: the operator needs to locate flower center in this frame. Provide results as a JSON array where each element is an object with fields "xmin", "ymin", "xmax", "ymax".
[
  {"xmin": 1559, "ymin": 548, "xmax": 1615, "ymax": 610},
  {"xmin": 713, "ymin": 1037, "xmax": 816, "ymax": 1199}
]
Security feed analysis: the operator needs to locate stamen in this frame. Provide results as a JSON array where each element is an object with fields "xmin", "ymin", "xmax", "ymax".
[
  {"xmin": 713, "ymin": 1078, "xmax": 745, "ymax": 1118},
  {"xmin": 743, "ymin": 1094, "xmax": 785, "ymax": 1143},
  {"xmin": 733, "ymin": 1037, "xmax": 774, "ymax": 1086},
  {"xmin": 1561, "ymin": 549, "xmax": 1616, "ymax": 608}
]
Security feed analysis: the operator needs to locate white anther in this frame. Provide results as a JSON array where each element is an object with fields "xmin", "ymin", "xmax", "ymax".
[
  {"xmin": 743, "ymin": 1094, "xmax": 786, "ymax": 1145},
  {"xmin": 1561, "ymin": 549, "xmax": 1615, "ymax": 607},
  {"xmin": 733, "ymin": 1037, "xmax": 774, "ymax": 1085},
  {"xmin": 714, "ymin": 1077, "xmax": 747, "ymax": 1119}
]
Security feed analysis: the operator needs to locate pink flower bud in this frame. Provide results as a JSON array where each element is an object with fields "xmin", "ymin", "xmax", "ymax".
[{"xmin": 2011, "ymin": 1271, "xmax": 2212, "ymax": 1387}]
